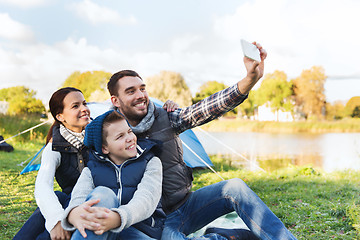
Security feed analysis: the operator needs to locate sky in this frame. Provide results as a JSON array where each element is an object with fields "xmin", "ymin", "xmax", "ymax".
[{"xmin": 0, "ymin": 0, "xmax": 359, "ymax": 105}]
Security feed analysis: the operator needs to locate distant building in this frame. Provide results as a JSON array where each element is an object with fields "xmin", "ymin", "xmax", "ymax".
[
  {"xmin": 0, "ymin": 101, "xmax": 9, "ymax": 114},
  {"xmin": 254, "ymin": 102, "xmax": 294, "ymax": 122}
]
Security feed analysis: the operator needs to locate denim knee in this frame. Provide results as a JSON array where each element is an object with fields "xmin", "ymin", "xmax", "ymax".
[
  {"xmin": 86, "ymin": 186, "xmax": 119, "ymax": 209},
  {"xmin": 222, "ymin": 178, "xmax": 249, "ymax": 197}
]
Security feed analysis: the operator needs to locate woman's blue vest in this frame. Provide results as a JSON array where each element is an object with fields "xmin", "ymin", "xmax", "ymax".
[
  {"xmin": 52, "ymin": 124, "xmax": 89, "ymax": 195},
  {"xmin": 87, "ymin": 138, "xmax": 165, "ymax": 239}
]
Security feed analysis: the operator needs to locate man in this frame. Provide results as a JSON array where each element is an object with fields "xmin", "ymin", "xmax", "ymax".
[{"xmin": 85, "ymin": 42, "xmax": 297, "ymax": 239}]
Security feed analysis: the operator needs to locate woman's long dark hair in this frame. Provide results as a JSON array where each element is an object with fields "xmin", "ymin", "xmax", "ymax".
[{"xmin": 46, "ymin": 87, "xmax": 83, "ymax": 144}]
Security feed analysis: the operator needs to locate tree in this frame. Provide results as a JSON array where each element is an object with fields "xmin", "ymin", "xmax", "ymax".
[
  {"xmin": 237, "ymin": 92, "xmax": 256, "ymax": 118},
  {"xmin": 254, "ymin": 71, "xmax": 294, "ymax": 115},
  {"xmin": 345, "ymin": 96, "xmax": 360, "ymax": 117},
  {"xmin": 325, "ymin": 101, "xmax": 346, "ymax": 120},
  {"xmin": 62, "ymin": 71, "xmax": 112, "ymax": 101},
  {"xmin": 0, "ymin": 86, "xmax": 45, "ymax": 115},
  {"xmin": 145, "ymin": 71, "xmax": 192, "ymax": 107},
  {"xmin": 193, "ymin": 81, "xmax": 228, "ymax": 103},
  {"xmin": 292, "ymin": 66, "xmax": 327, "ymax": 119},
  {"xmin": 193, "ymin": 80, "xmax": 239, "ymax": 116},
  {"xmin": 351, "ymin": 106, "xmax": 360, "ymax": 118}
]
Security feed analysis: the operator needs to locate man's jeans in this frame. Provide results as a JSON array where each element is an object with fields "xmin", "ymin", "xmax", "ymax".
[
  {"xmin": 13, "ymin": 191, "xmax": 70, "ymax": 240},
  {"xmin": 161, "ymin": 178, "xmax": 297, "ymax": 240},
  {"xmin": 71, "ymin": 186, "xmax": 156, "ymax": 240}
]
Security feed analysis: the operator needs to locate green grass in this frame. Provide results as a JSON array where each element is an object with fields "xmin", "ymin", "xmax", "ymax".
[
  {"xmin": 1, "ymin": 145, "xmax": 359, "ymax": 239},
  {"xmin": 0, "ymin": 141, "xmax": 43, "ymax": 239},
  {"xmin": 193, "ymin": 156, "xmax": 360, "ymax": 239}
]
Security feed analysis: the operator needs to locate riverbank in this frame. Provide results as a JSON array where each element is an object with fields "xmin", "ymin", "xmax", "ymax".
[
  {"xmin": 1, "ymin": 141, "xmax": 359, "ymax": 239},
  {"xmin": 199, "ymin": 118, "xmax": 360, "ymax": 133}
]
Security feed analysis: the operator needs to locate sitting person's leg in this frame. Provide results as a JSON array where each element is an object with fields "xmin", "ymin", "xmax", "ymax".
[
  {"xmin": 204, "ymin": 227, "xmax": 259, "ymax": 240},
  {"xmin": 118, "ymin": 226, "xmax": 158, "ymax": 240},
  {"xmin": 13, "ymin": 191, "xmax": 70, "ymax": 240},
  {"xmin": 162, "ymin": 178, "xmax": 297, "ymax": 240},
  {"xmin": 71, "ymin": 186, "xmax": 158, "ymax": 240},
  {"xmin": 13, "ymin": 207, "xmax": 45, "ymax": 240},
  {"xmin": 71, "ymin": 186, "xmax": 119, "ymax": 240}
]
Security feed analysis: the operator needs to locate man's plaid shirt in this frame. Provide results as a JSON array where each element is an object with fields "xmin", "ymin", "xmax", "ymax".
[{"xmin": 168, "ymin": 84, "xmax": 248, "ymax": 134}]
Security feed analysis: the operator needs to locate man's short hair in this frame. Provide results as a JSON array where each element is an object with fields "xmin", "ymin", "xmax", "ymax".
[{"xmin": 107, "ymin": 70, "xmax": 142, "ymax": 96}]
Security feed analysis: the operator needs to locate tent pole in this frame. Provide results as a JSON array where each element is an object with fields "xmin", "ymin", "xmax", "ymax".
[
  {"xmin": 196, "ymin": 128, "xmax": 266, "ymax": 172},
  {"xmin": 182, "ymin": 141, "xmax": 224, "ymax": 181},
  {"xmin": 0, "ymin": 120, "xmax": 51, "ymax": 144}
]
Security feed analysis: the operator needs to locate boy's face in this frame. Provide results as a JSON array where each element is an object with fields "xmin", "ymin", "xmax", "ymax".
[{"xmin": 102, "ymin": 119, "xmax": 137, "ymax": 164}]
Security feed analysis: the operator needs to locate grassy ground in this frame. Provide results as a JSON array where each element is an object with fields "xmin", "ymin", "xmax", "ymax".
[{"xmin": 0, "ymin": 141, "xmax": 359, "ymax": 239}]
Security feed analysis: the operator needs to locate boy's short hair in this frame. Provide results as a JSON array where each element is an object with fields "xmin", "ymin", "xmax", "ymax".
[
  {"xmin": 84, "ymin": 110, "xmax": 126, "ymax": 154},
  {"xmin": 102, "ymin": 111, "xmax": 126, "ymax": 146}
]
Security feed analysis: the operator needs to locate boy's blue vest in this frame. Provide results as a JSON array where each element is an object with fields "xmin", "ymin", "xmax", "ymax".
[{"xmin": 87, "ymin": 138, "xmax": 165, "ymax": 239}]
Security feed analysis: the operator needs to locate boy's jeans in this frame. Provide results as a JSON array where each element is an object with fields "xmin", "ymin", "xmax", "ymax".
[
  {"xmin": 71, "ymin": 186, "xmax": 156, "ymax": 240},
  {"xmin": 161, "ymin": 178, "xmax": 297, "ymax": 240}
]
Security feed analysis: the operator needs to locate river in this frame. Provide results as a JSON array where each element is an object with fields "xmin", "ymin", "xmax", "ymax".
[{"xmin": 193, "ymin": 130, "xmax": 360, "ymax": 172}]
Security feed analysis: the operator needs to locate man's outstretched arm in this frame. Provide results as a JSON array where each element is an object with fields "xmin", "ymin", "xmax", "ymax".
[{"xmin": 169, "ymin": 42, "xmax": 267, "ymax": 133}]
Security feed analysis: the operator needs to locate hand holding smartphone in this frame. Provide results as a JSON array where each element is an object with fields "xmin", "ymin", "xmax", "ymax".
[{"xmin": 240, "ymin": 39, "xmax": 261, "ymax": 62}]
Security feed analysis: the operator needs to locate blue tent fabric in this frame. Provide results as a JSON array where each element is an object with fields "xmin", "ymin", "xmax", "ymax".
[
  {"xmin": 20, "ymin": 99, "xmax": 212, "ymax": 174},
  {"xmin": 20, "ymin": 144, "xmax": 45, "ymax": 174},
  {"xmin": 149, "ymin": 98, "xmax": 212, "ymax": 168}
]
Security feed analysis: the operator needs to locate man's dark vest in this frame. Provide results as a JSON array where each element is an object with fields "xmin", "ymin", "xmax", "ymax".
[
  {"xmin": 87, "ymin": 139, "xmax": 165, "ymax": 240},
  {"xmin": 52, "ymin": 124, "xmax": 89, "ymax": 195},
  {"xmin": 136, "ymin": 107, "xmax": 193, "ymax": 214}
]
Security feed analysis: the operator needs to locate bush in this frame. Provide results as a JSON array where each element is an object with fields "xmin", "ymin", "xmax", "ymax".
[{"xmin": 0, "ymin": 114, "xmax": 50, "ymax": 142}]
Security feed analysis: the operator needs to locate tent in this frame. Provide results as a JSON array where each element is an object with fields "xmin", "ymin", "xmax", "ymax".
[{"xmin": 20, "ymin": 98, "xmax": 212, "ymax": 174}]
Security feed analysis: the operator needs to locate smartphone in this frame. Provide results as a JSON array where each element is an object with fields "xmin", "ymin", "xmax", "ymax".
[{"xmin": 240, "ymin": 39, "xmax": 261, "ymax": 62}]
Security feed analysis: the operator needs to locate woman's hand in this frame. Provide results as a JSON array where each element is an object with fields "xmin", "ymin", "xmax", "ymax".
[
  {"xmin": 162, "ymin": 100, "xmax": 179, "ymax": 112},
  {"xmin": 50, "ymin": 221, "xmax": 71, "ymax": 240}
]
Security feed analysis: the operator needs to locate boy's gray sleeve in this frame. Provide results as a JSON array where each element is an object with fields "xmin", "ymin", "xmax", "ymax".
[
  {"xmin": 111, "ymin": 156, "xmax": 162, "ymax": 233},
  {"xmin": 61, "ymin": 167, "xmax": 94, "ymax": 231}
]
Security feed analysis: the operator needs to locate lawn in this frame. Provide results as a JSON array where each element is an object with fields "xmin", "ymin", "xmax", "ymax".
[{"xmin": 0, "ymin": 141, "xmax": 359, "ymax": 239}]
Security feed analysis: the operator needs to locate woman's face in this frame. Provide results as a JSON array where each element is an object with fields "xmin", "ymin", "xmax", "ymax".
[{"xmin": 56, "ymin": 91, "xmax": 90, "ymax": 132}]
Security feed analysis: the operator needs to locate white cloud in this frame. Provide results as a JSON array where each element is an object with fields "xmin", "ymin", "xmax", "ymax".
[
  {"xmin": 213, "ymin": 0, "xmax": 360, "ymax": 78},
  {"xmin": 0, "ymin": 0, "xmax": 49, "ymax": 8},
  {"xmin": 70, "ymin": 0, "xmax": 137, "ymax": 25},
  {"xmin": 0, "ymin": 13, "xmax": 35, "ymax": 42}
]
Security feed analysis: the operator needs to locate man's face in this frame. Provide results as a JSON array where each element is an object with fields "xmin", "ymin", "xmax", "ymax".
[{"xmin": 111, "ymin": 76, "xmax": 149, "ymax": 125}]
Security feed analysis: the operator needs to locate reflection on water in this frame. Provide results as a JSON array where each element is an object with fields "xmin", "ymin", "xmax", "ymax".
[{"xmin": 193, "ymin": 130, "xmax": 360, "ymax": 172}]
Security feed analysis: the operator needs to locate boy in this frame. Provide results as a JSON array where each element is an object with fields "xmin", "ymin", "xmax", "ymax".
[{"xmin": 61, "ymin": 110, "xmax": 165, "ymax": 240}]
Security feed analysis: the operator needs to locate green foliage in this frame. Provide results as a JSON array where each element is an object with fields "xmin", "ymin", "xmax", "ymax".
[
  {"xmin": 347, "ymin": 202, "xmax": 360, "ymax": 232},
  {"xmin": 326, "ymin": 101, "xmax": 346, "ymax": 120},
  {"xmin": 193, "ymin": 81, "xmax": 239, "ymax": 116},
  {"xmin": 346, "ymin": 96, "xmax": 360, "ymax": 117},
  {"xmin": 292, "ymin": 66, "xmax": 327, "ymax": 119},
  {"xmin": 237, "ymin": 92, "xmax": 256, "ymax": 117},
  {"xmin": 145, "ymin": 71, "xmax": 192, "ymax": 107},
  {"xmin": 193, "ymin": 81, "xmax": 228, "ymax": 103},
  {"xmin": 0, "ymin": 114, "xmax": 50, "ymax": 142},
  {"xmin": 62, "ymin": 71, "xmax": 112, "ymax": 101},
  {"xmin": 254, "ymin": 70, "xmax": 294, "ymax": 113},
  {"xmin": 0, "ymin": 86, "xmax": 45, "ymax": 115},
  {"xmin": 352, "ymin": 106, "xmax": 360, "ymax": 118}
]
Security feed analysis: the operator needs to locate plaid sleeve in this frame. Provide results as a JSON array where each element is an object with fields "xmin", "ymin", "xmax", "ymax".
[{"xmin": 168, "ymin": 83, "xmax": 248, "ymax": 134}]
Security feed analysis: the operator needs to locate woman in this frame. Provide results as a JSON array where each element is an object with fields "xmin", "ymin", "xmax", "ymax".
[
  {"xmin": 14, "ymin": 88, "xmax": 177, "ymax": 240},
  {"xmin": 14, "ymin": 87, "xmax": 91, "ymax": 240}
]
